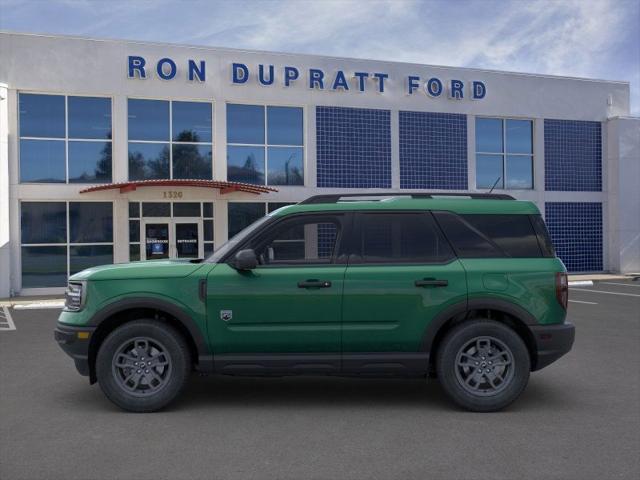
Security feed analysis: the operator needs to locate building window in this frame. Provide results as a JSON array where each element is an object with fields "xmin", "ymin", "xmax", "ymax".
[
  {"xmin": 227, "ymin": 202, "xmax": 295, "ymax": 239},
  {"xmin": 19, "ymin": 93, "xmax": 112, "ymax": 184},
  {"xmin": 476, "ymin": 118, "xmax": 533, "ymax": 190},
  {"xmin": 316, "ymin": 106, "xmax": 391, "ymax": 188},
  {"xmin": 128, "ymin": 99, "xmax": 213, "ymax": 181},
  {"xmin": 20, "ymin": 202, "xmax": 114, "ymax": 288},
  {"xmin": 226, "ymin": 104, "xmax": 304, "ymax": 186}
]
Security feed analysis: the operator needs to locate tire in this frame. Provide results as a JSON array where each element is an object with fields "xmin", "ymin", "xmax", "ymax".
[
  {"xmin": 436, "ymin": 319, "xmax": 530, "ymax": 412},
  {"xmin": 96, "ymin": 320, "xmax": 191, "ymax": 412}
]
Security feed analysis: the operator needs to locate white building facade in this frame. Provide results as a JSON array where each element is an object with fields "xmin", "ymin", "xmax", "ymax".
[{"xmin": 0, "ymin": 32, "xmax": 638, "ymax": 296}]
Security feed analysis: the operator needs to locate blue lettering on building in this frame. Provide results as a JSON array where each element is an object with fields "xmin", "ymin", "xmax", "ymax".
[
  {"xmin": 284, "ymin": 66, "xmax": 299, "ymax": 86},
  {"xmin": 128, "ymin": 56, "xmax": 147, "ymax": 79},
  {"xmin": 127, "ymin": 56, "xmax": 487, "ymax": 100},
  {"xmin": 309, "ymin": 69, "xmax": 324, "ymax": 89},
  {"xmin": 232, "ymin": 63, "xmax": 249, "ymax": 84},
  {"xmin": 449, "ymin": 79, "xmax": 464, "ymax": 99},
  {"xmin": 156, "ymin": 58, "xmax": 177, "ymax": 80},
  {"xmin": 472, "ymin": 81, "xmax": 486, "ymax": 99},
  {"xmin": 188, "ymin": 60, "xmax": 205, "ymax": 82},
  {"xmin": 258, "ymin": 64, "xmax": 275, "ymax": 86},
  {"xmin": 332, "ymin": 71, "xmax": 349, "ymax": 91},
  {"xmin": 354, "ymin": 72, "xmax": 368, "ymax": 92}
]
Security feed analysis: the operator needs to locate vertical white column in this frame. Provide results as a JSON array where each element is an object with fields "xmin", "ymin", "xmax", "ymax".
[
  {"xmin": 390, "ymin": 109, "xmax": 400, "ymax": 190},
  {"xmin": 533, "ymin": 117, "xmax": 546, "ymax": 214},
  {"xmin": 466, "ymin": 115, "xmax": 476, "ymax": 192},
  {"xmin": 112, "ymin": 95, "xmax": 128, "ymax": 183},
  {"xmin": 214, "ymin": 101, "xmax": 226, "ymax": 182},
  {"xmin": 0, "ymin": 84, "xmax": 10, "ymax": 297},
  {"xmin": 214, "ymin": 200, "xmax": 228, "ymax": 246},
  {"xmin": 113, "ymin": 198, "xmax": 129, "ymax": 263},
  {"xmin": 306, "ymin": 105, "xmax": 317, "ymax": 188}
]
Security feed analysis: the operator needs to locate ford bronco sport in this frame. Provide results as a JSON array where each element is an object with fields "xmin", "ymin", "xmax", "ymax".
[{"xmin": 55, "ymin": 193, "xmax": 575, "ymax": 412}]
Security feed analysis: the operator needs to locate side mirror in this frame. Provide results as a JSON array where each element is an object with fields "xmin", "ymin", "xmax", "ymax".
[{"xmin": 233, "ymin": 249, "xmax": 258, "ymax": 271}]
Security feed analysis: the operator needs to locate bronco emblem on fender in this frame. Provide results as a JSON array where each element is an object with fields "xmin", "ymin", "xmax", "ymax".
[{"xmin": 220, "ymin": 310, "xmax": 233, "ymax": 322}]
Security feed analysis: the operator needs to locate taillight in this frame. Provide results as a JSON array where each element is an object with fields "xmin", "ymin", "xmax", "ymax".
[{"xmin": 556, "ymin": 272, "xmax": 568, "ymax": 309}]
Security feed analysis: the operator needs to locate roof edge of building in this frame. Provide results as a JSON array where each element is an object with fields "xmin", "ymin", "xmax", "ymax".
[{"xmin": 0, "ymin": 30, "xmax": 632, "ymax": 87}]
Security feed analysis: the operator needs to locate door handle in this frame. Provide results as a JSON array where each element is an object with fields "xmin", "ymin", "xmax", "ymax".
[
  {"xmin": 298, "ymin": 279, "xmax": 332, "ymax": 289},
  {"xmin": 415, "ymin": 278, "xmax": 448, "ymax": 287}
]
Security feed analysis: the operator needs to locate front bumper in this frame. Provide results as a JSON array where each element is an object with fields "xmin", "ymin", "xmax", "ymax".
[
  {"xmin": 54, "ymin": 323, "xmax": 96, "ymax": 377},
  {"xmin": 530, "ymin": 322, "xmax": 575, "ymax": 371}
]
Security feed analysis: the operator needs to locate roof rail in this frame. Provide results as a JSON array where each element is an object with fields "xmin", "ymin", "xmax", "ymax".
[{"xmin": 299, "ymin": 192, "xmax": 515, "ymax": 204}]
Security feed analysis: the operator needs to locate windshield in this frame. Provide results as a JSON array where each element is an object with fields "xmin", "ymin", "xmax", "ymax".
[{"xmin": 206, "ymin": 214, "xmax": 272, "ymax": 263}]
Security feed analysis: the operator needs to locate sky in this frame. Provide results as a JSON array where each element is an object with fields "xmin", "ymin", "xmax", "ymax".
[{"xmin": 1, "ymin": 0, "xmax": 639, "ymax": 114}]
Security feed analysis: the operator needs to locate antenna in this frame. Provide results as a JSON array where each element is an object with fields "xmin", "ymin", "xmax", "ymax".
[{"xmin": 488, "ymin": 177, "xmax": 501, "ymax": 194}]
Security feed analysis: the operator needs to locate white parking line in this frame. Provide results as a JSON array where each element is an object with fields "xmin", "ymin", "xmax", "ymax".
[
  {"xmin": 0, "ymin": 306, "xmax": 16, "ymax": 331},
  {"xmin": 568, "ymin": 288, "xmax": 640, "ymax": 298},
  {"xmin": 600, "ymin": 282, "xmax": 640, "ymax": 288},
  {"xmin": 13, "ymin": 301, "xmax": 65, "ymax": 310},
  {"xmin": 569, "ymin": 299, "xmax": 598, "ymax": 305}
]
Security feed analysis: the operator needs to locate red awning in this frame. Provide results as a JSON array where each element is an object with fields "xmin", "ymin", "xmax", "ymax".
[{"xmin": 79, "ymin": 179, "xmax": 278, "ymax": 195}]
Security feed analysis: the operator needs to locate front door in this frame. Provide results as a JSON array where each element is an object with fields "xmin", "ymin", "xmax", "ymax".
[
  {"xmin": 341, "ymin": 212, "xmax": 467, "ymax": 372},
  {"xmin": 142, "ymin": 218, "xmax": 203, "ymax": 260},
  {"xmin": 206, "ymin": 213, "xmax": 348, "ymax": 373}
]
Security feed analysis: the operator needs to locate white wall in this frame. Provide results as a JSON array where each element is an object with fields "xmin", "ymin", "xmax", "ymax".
[
  {"xmin": 607, "ymin": 117, "xmax": 640, "ymax": 274},
  {"xmin": 0, "ymin": 83, "xmax": 10, "ymax": 297}
]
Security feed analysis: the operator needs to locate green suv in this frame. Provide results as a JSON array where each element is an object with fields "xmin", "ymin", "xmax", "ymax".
[{"xmin": 55, "ymin": 193, "xmax": 575, "ymax": 412}]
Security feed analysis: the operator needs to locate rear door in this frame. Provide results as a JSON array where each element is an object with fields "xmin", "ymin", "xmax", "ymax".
[{"xmin": 341, "ymin": 212, "xmax": 467, "ymax": 372}]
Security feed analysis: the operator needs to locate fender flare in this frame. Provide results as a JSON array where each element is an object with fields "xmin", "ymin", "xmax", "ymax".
[
  {"xmin": 87, "ymin": 297, "xmax": 210, "ymax": 357},
  {"xmin": 420, "ymin": 297, "xmax": 538, "ymax": 353}
]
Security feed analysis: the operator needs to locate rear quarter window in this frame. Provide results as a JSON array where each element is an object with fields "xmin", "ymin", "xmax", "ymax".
[{"xmin": 434, "ymin": 212, "xmax": 543, "ymax": 258}]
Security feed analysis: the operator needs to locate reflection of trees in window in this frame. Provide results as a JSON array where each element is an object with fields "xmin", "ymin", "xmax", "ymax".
[
  {"xmin": 128, "ymin": 145, "xmax": 170, "ymax": 180},
  {"xmin": 269, "ymin": 151, "xmax": 303, "ymax": 185},
  {"xmin": 228, "ymin": 152, "xmax": 264, "ymax": 184},
  {"xmin": 173, "ymin": 130, "xmax": 212, "ymax": 179}
]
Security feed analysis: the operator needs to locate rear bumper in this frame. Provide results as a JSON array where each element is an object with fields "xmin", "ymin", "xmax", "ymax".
[
  {"xmin": 54, "ymin": 323, "xmax": 96, "ymax": 377},
  {"xmin": 530, "ymin": 322, "xmax": 575, "ymax": 371}
]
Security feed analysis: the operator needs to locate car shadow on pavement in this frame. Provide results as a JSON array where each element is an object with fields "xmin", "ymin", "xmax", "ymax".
[{"xmin": 56, "ymin": 373, "xmax": 574, "ymax": 413}]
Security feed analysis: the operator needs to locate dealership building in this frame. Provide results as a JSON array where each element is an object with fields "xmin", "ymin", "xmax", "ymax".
[{"xmin": 0, "ymin": 31, "xmax": 638, "ymax": 296}]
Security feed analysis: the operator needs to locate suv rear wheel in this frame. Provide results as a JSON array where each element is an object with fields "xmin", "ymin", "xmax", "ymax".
[
  {"xmin": 436, "ymin": 319, "xmax": 530, "ymax": 412},
  {"xmin": 96, "ymin": 320, "xmax": 191, "ymax": 412}
]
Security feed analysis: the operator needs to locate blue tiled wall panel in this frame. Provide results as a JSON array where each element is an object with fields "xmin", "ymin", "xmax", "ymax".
[
  {"xmin": 545, "ymin": 202, "xmax": 603, "ymax": 272},
  {"xmin": 544, "ymin": 119, "xmax": 602, "ymax": 191},
  {"xmin": 316, "ymin": 106, "xmax": 391, "ymax": 188},
  {"xmin": 399, "ymin": 111, "xmax": 468, "ymax": 189}
]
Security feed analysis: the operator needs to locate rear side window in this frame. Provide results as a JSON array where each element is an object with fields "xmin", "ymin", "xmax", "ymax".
[
  {"xmin": 356, "ymin": 213, "xmax": 454, "ymax": 264},
  {"xmin": 530, "ymin": 214, "xmax": 555, "ymax": 257},
  {"xmin": 434, "ymin": 212, "xmax": 542, "ymax": 258}
]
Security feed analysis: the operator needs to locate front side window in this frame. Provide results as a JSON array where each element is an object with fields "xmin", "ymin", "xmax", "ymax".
[
  {"xmin": 356, "ymin": 213, "xmax": 454, "ymax": 264},
  {"xmin": 128, "ymin": 99, "xmax": 213, "ymax": 180},
  {"xmin": 227, "ymin": 104, "xmax": 304, "ymax": 186},
  {"xmin": 476, "ymin": 118, "xmax": 533, "ymax": 190},
  {"xmin": 19, "ymin": 93, "xmax": 112, "ymax": 184},
  {"xmin": 248, "ymin": 216, "xmax": 340, "ymax": 265}
]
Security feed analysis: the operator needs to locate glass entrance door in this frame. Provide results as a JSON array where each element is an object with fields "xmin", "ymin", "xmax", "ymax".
[
  {"xmin": 142, "ymin": 218, "xmax": 203, "ymax": 260},
  {"xmin": 174, "ymin": 220, "xmax": 203, "ymax": 259},
  {"xmin": 144, "ymin": 222, "xmax": 170, "ymax": 260}
]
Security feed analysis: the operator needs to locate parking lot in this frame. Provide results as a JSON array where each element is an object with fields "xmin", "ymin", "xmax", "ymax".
[{"xmin": 1, "ymin": 280, "xmax": 639, "ymax": 480}]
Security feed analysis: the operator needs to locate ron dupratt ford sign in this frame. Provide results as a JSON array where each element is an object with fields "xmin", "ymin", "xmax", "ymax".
[{"xmin": 127, "ymin": 56, "xmax": 487, "ymax": 100}]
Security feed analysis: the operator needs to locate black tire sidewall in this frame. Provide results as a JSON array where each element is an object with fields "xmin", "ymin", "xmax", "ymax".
[
  {"xmin": 436, "ymin": 320, "xmax": 530, "ymax": 412},
  {"xmin": 96, "ymin": 320, "xmax": 190, "ymax": 412}
]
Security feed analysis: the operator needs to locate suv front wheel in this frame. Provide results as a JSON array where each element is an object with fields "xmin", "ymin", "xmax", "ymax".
[
  {"xmin": 96, "ymin": 320, "xmax": 191, "ymax": 412},
  {"xmin": 436, "ymin": 319, "xmax": 530, "ymax": 412}
]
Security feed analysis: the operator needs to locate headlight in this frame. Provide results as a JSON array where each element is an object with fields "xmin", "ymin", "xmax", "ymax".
[{"xmin": 64, "ymin": 282, "xmax": 86, "ymax": 311}]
